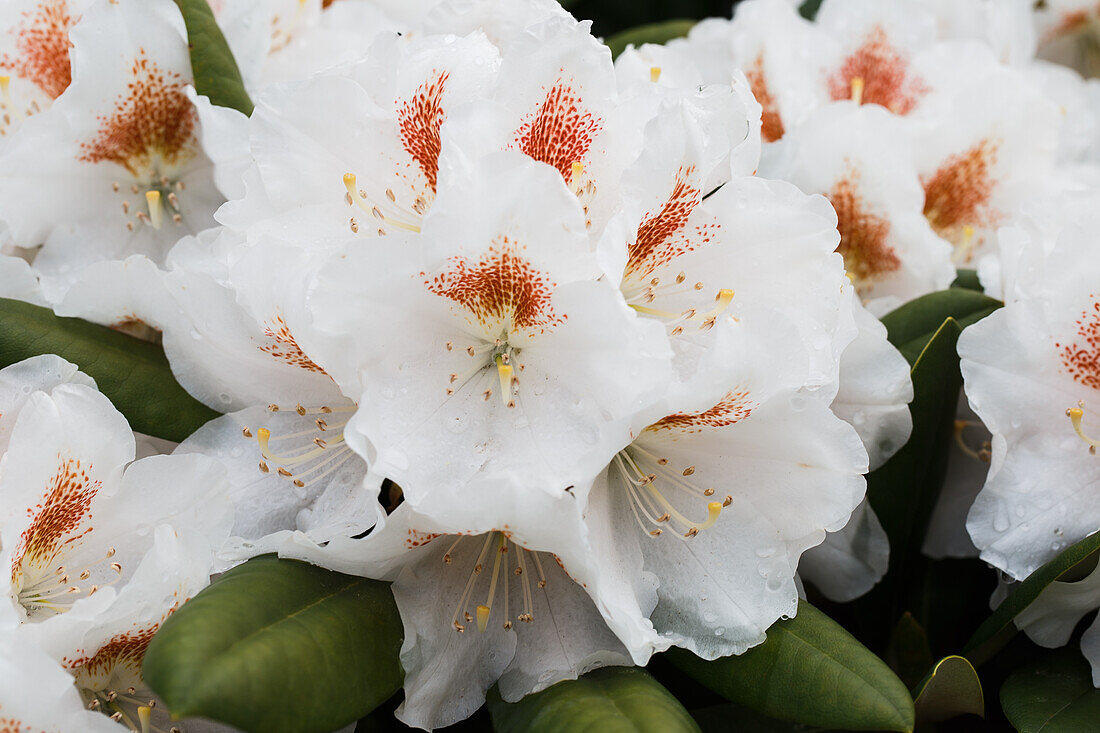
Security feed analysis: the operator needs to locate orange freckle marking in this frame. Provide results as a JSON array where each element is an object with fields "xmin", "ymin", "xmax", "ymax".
[
  {"xmin": 921, "ymin": 138, "xmax": 1000, "ymax": 250},
  {"xmin": 515, "ymin": 78, "xmax": 602, "ymax": 180},
  {"xmin": 12, "ymin": 457, "xmax": 99, "ymax": 584},
  {"xmin": 405, "ymin": 528, "xmax": 442, "ymax": 549},
  {"xmin": 65, "ymin": 623, "xmax": 158, "ymax": 679},
  {"xmin": 626, "ymin": 166, "xmax": 717, "ymax": 280},
  {"xmin": 77, "ymin": 50, "xmax": 196, "ymax": 177},
  {"xmin": 0, "ymin": 0, "xmax": 79, "ymax": 100},
  {"xmin": 745, "ymin": 53, "xmax": 784, "ymax": 143},
  {"xmin": 828, "ymin": 26, "xmax": 928, "ymax": 115},
  {"xmin": 424, "ymin": 236, "xmax": 563, "ymax": 334},
  {"xmin": 397, "ymin": 71, "xmax": 448, "ymax": 194},
  {"xmin": 258, "ymin": 314, "xmax": 328, "ymax": 375},
  {"xmin": 1057, "ymin": 297, "xmax": 1100, "ymax": 391},
  {"xmin": 647, "ymin": 389, "xmax": 756, "ymax": 433},
  {"xmin": 828, "ymin": 171, "xmax": 901, "ymax": 289}
]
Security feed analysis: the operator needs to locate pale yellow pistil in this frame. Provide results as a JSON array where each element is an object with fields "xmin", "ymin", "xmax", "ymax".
[
  {"xmin": 615, "ymin": 449, "xmax": 729, "ymax": 538},
  {"xmin": 952, "ymin": 225, "xmax": 977, "ymax": 266},
  {"xmin": 144, "ymin": 191, "xmax": 163, "ymax": 229},
  {"xmin": 448, "ymin": 533, "xmax": 546, "ymax": 633},
  {"xmin": 850, "ymin": 76, "xmax": 865, "ymax": 105},
  {"xmin": 495, "ymin": 354, "xmax": 516, "ymax": 408},
  {"xmin": 1067, "ymin": 404, "xmax": 1100, "ymax": 454},
  {"xmin": 650, "ymin": 66, "xmax": 662, "ymax": 83}
]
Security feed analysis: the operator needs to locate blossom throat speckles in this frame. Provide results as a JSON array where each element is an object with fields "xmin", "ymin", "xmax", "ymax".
[
  {"xmin": 425, "ymin": 238, "xmax": 564, "ymax": 407},
  {"xmin": 11, "ymin": 458, "xmax": 125, "ymax": 619},
  {"xmin": 0, "ymin": 0, "xmax": 78, "ymax": 100},
  {"xmin": 440, "ymin": 532, "xmax": 550, "ymax": 633},
  {"xmin": 827, "ymin": 27, "xmax": 929, "ymax": 115},
  {"xmin": 922, "ymin": 138, "xmax": 1000, "ymax": 258}
]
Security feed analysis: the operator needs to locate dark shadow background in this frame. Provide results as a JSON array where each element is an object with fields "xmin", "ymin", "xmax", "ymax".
[{"xmin": 562, "ymin": 0, "xmax": 738, "ymax": 37}]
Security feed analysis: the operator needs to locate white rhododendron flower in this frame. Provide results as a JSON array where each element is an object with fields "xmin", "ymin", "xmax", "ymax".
[
  {"xmin": 959, "ymin": 207, "xmax": 1100, "ymax": 681},
  {"xmin": 759, "ymin": 103, "xmax": 953, "ymax": 311},
  {"xmin": 282, "ymin": 503, "xmax": 642, "ymax": 731},
  {"xmin": 312, "ymin": 152, "xmax": 672, "ymax": 529},
  {"xmin": 0, "ymin": 0, "xmax": 92, "ymax": 142},
  {"xmin": 0, "ymin": 0, "xmax": 226, "ymax": 301},
  {"xmin": 0, "ymin": 356, "xmax": 232, "ymax": 729},
  {"xmin": 0, "ymin": 629, "xmax": 121, "ymax": 732}
]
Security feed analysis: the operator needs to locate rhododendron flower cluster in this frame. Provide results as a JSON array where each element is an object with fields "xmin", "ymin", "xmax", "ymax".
[{"xmin": 1, "ymin": 0, "xmax": 1098, "ymax": 730}]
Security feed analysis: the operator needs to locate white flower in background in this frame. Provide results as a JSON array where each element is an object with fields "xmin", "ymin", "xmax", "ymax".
[
  {"xmin": 0, "ymin": 252, "xmax": 46, "ymax": 305},
  {"xmin": 1033, "ymin": 0, "xmax": 1100, "ymax": 77},
  {"xmin": 959, "ymin": 207, "xmax": 1100, "ymax": 683},
  {"xmin": 0, "ymin": 0, "xmax": 226, "ymax": 302},
  {"xmin": 0, "ymin": 629, "xmax": 121, "ymax": 732},
  {"xmin": 0, "ymin": 355, "xmax": 232, "ymax": 728},
  {"xmin": 212, "ymin": 0, "xmax": 421, "ymax": 92},
  {"xmin": 759, "ymin": 102, "xmax": 954, "ymax": 312},
  {"xmin": 281, "ymin": 502, "xmax": 646, "ymax": 731},
  {"xmin": 0, "ymin": 0, "xmax": 91, "ymax": 142},
  {"xmin": 311, "ymin": 152, "xmax": 672, "ymax": 530}
]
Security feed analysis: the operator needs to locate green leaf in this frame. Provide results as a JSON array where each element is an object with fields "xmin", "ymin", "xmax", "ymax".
[
  {"xmin": 950, "ymin": 268, "xmax": 983, "ymax": 292},
  {"xmin": 0, "ymin": 298, "xmax": 218, "ymax": 442},
  {"xmin": 885, "ymin": 613, "xmax": 933, "ymax": 689},
  {"xmin": 1001, "ymin": 648, "xmax": 1100, "ymax": 732},
  {"xmin": 666, "ymin": 600, "xmax": 914, "ymax": 732},
  {"xmin": 963, "ymin": 532, "xmax": 1100, "ymax": 667},
  {"xmin": 912, "ymin": 656, "xmax": 984, "ymax": 725},
  {"xmin": 880, "ymin": 289, "xmax": 1002, "ymax": 365},
  {"xmin": 143, "ymin": 555, "xmax": 404, "ymax": 733},
  {"xmin": 604, "ymin": 19, "xmax": 696, "ymax": 59},
  {"xmin": 173, "ymin": 0, "xmax": 253, "ymax": 115},
  {"xmin": 488, "ymin": 667, "xmax": 698, "ymax": 733},
  {"xmin": 799, "ymin": 0, "xmax": 824, "ymax": 19},
  {"xmin": 856, "ymin": 318, "xmax": 965, "ymax": 647}
]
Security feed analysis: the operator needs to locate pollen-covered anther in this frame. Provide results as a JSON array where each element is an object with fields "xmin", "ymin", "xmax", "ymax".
[{"xmin": 1067, "ymin": 404, "xmax": 1100, "ymax": 454}]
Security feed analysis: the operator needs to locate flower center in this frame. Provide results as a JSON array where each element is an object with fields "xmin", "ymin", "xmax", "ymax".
[
  {"xmin": 14, "ymin": 545, "xmax": 122, "ymax": 619},
  {"xmin": 342, "ymin": 172, "xmax": 425, "ymax": 236},
  {"xmin": 248, "ymin": 402, "xmax": 358, "ymax": 488},
  {"xmin": 612, "ymin": 446, "xmax": 728, "ymax": 539},
  {"xmin": 626, "ymin": 280, "xmax": 735, "ymax": 336},
  {"xmin": 443, "ymin": 532, "xmax": 549, "ymax": 633},
  {"xmin": 110, "ymin": 176, "xmax": 188, "ymax": 232}
]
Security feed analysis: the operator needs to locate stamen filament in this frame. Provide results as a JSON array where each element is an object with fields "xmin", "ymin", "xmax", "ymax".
[
  {"xmin": 256, "ymin": 428, "xmax": 345, "ymax": 464},
  {"xmin": 343, "ymin": 173, "xmax": 421, "ymax": 232}
]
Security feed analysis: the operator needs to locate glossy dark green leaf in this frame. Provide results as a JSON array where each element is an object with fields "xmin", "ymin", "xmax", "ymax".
[
  {"xmin": 963, "ymin": 532, "xmax": 1100, "ymax": 667},
  {"xmin": 912, "ymin": 656, "xmax": 984, "ymax": 725},
  {"xmin": 604, "ymin": 19, "xmax": 696, "ymax": 58},
  {"xmin": 880, "ymin": 289, "xmax": 1001, "ymax": 365},
  {"xmin": 950, "ymin": 268, "xmax": 983, "ymax": 292},
  {"xmin": 885, "ymin": 613, "xmax": 933, "ymax": 689},
  {"xmin": 691, "ymin": 703, "xmax": 827, "ymax": 732},
  {"xmin": 667, "ymin": 600, "xmax": 914, "ymax": 732},
  {"xmin": 144, "ymin": 555, "xmax": 404, "ymax": 733},
  {"xmin": 173, "ymin": 0, "xmax": 253, "ymax": 115},
  {"xmin": 1001, "ymin": 648, "xmax": 1100, "ymax": 732},
  {"xmin": 0, "ymin": 297, "xmax": 218, "ymax": 441},
  {"xmin": 856, "ymin": 319, "xmax": 965, "ymax": 648},
  {"xmin": 487, "ymin": 667, "xmax": 699, "ymax": 733}
]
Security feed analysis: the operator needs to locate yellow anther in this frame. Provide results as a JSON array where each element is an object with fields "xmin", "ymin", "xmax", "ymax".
[
  {"xmin": 145, "ymin": 190, "xmax": 163, "ymax": 229},
  {"xmin": 850, "ymin": 76, "xmax": 864, "ymax": 104},
  {"xmin": 650, "ymin": 66, "xmax": 662, "ymax": 82}
]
